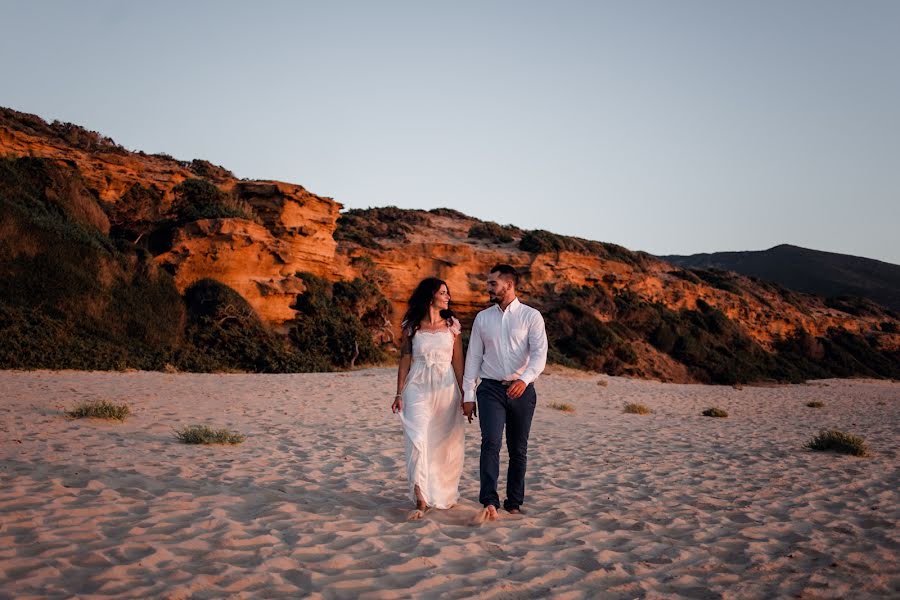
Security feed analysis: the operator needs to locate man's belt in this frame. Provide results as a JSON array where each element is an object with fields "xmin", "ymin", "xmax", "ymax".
[{"xmin": 483, "ymin": 378, "xmax": 516, "ymax": 387}]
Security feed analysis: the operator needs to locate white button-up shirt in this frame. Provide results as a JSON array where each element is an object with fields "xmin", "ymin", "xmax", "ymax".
[{"xmin": 462, "ymin": 297, "xmax": 548, "ymax": 404}]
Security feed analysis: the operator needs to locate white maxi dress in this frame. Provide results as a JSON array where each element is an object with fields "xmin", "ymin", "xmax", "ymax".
[{"xmin": 398, "ymin": 319, "xmax": 465, "ymax": 509}]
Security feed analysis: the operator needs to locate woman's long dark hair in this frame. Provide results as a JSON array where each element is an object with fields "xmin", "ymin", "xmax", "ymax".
[{"xmin": 401, "ymin": 277, "xmax": 456, "ymax": 338}]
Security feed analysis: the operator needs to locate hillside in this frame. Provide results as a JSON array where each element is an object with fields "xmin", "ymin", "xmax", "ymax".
[
  {"xmin": 2, "ymin": 106, "xmax": 898, "ymax": 383},
  {"xmin": 662, "ymin": 245, "xmax": 900, "ymax": 313}
]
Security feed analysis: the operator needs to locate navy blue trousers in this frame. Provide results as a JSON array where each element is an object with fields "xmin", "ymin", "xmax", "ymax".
[{"xmin": 477, "ymin": 379, "xmax": 537, "ymax": 510}]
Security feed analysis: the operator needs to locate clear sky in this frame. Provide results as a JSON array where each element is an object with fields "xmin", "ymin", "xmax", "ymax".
[{"xmin": 2, "ymin": 1, "xmax": 898, "ymax": 263}]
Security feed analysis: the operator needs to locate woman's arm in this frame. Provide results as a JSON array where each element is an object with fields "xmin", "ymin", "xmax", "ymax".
[
  {"xmin": 452, "ymin": 332, "xmax": 465, "ymax": 394},
  {"xmin": 392, "ymin": 331, "xmax": 412, "ymax": 413}
]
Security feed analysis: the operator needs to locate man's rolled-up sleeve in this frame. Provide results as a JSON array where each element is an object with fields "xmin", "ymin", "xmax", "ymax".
[{"xmin": 519, "ymin": 311, "xmax": 548, "ymax": 386}]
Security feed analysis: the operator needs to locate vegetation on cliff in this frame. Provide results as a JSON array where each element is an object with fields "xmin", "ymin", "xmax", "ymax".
[
  {"xmin": 468, "ymin": 221, "xmax": 521, "ymax": 244},
  {"xmin": 334, "ymin": 206, "xmax": 428, "ymax": 249},
  {"xmin": 0, "ymin": 156, "xmax": 388, "ymax": 373},
  {"xmin": 534, "ymin": 284, "xmax": 900, "ymax": 384},
  {"xmin": 0, "ymin": 156, "xmax": 183, "ymax": 370},
  {"xmin": 289, "ymin": 273, "xmax": 390, "ymax": 370}
]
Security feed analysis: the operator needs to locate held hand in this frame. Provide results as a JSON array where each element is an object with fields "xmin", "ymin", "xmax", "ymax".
[
  {"xmin": 506, "ymin": 380, "xmax": 527, "ymax": 399},
  {"xmin": 391, "ymin": 396, "xmax": 402, "ymax": 413},
  {"xmin": 462, "ymin": 402, "xmax": 476, "ymax": 423}
]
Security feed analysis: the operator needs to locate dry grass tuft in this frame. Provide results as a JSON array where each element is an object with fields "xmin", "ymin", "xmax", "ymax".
[
  {"xmin": 623, "ymin": 402, "xmax": 651, "ymax": 415},
  {"xmin": 702, "ymin": 407, "xmax": 729, "ymax": 418},
  {"xmin": 174, "ymin": 425, "xmax": 245, "ymax": 445},
  {"xmin": 548, "ymin": 402, "xmax": 575, "ymax": 413},
  {"xmin": 66, "ymin": 400, "xmax": 130, "ymax": 421},
  {"xmin": 806, "ymin": 429, "xmax": 868, "ymax": 457}
]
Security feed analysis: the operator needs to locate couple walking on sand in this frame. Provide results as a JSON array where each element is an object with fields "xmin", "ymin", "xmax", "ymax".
[{"xmin": 391, "ymin": 264, "xmax": 548, "ymax": 522}]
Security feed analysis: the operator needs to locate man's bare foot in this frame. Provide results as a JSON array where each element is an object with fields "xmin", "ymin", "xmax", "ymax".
[
  {"xmin": 470, "ymin": 505, "xmax": 499, "ymax": 526},
  {"xmin": 506, "ymin": 507, "xmax": 524, "ymax": 515}
]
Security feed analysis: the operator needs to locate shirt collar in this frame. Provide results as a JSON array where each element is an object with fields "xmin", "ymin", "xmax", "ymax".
[{"xmin": 494, "ymin": 297, "xmax": 521, "ymax": 313}]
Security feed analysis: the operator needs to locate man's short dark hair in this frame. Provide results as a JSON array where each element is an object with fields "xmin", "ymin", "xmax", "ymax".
[{"xmin": 490, "ymin": 264, "xmax": 519, "ymax": 286}]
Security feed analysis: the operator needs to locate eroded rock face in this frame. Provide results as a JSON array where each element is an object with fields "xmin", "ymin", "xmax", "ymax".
[
  {"xmin": 156, "ymin": 182, "xmax": 340, "ymax": 327},
  {"xmin": 1, "ymin": 108, "xmax": 340, "ymax": 329}
]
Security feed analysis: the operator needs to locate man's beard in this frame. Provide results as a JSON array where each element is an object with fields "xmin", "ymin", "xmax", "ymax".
[{"xmin": 488, "ymin": 293, "xmax": 500, "ymax": 304}]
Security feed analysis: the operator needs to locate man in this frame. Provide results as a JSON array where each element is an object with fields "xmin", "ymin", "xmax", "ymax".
[{"xmin": 463, "ymin": 264, "xmax": 548, "ymax": 521}]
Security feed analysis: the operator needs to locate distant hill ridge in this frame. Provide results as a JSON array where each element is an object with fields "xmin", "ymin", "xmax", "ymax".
[
  {"xmin": 662, "ymin": 244, "xmax": 900, "ymax": 314},
  {"xmin": 2, "ymin": 105, "xmax": 898, "ymax": 383}
]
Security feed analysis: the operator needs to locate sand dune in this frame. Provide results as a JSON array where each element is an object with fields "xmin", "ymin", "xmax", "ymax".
[{"xmin": 1, "ymin": 367, "xmax": 897, "ymax": 599}]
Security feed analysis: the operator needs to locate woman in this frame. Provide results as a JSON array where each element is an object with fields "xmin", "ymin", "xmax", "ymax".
[{"xmin": 391, "ymin": 277, "xmax": 467, "ymax": 520}]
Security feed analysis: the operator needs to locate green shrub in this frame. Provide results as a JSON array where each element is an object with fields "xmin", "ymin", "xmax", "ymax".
[
  {"xmin": 105, "ymin": 183, "xmax": 166, "ymax": 244},
  {"xmin": 171, "ymin": 178, "xmax": 256, "ymax": 223},
  {"xmin": 806, "ymin": 429, "xmax": 868, "ymax": 457},
  {"xmin": 541, "ymin": 285, "xmax": 634, "ymax": 374},
  {"xmin": 825, "ymin": 296, "xmax": 884, "ymax": 318},
  {"xmin": 517, "ymin": 230, "xmax": 645, "ymax": 266},
  {"xmin": 176, "ymin": 279, "xmax": 317, "ymax": 373},
  {"xmin": 624, "ymin": 402, "xmax": 651, "ymax": 415},
  {"xmin": 289, "ymin": 273, "xmax": 389, "ymax": 369},
  {"xmin": 775, "ymin": 328, "xmax": 900, "ymax": 380},
  {"xmin": 174, "ymin": 424, "xmax": 245, "ymax": 445},
  {"xmin": 669, "ymin": 269, "xmax": 702, "ymax": 284},
  {"xmin": 689, "ymin": 268, "xmax": 743, "ymax": 294},
  {"xmin": 701, "ymin": 407, "xmax": 728, "ymax": 418},
  {"xmin": 428, "ymin": 207, "xmax": 469, "ymax": 219},
  {"xmin": 66, "ymin": 400, "xmax": 130, "ymax": 421},
  {"xmin": 468, "ymin": 221, "xmax": 519, "ymax": 244},
  {"xmin": 188, "ymin": 159, "xmax": 234, "ymax": 180},
  {"xmin": 334, "ymin": 206, "xmax": 428, "ymax": 249},
  {"xmin": 1, "ymin": 107, "xmax": 128, "ymax": 155},
  {"xmin": 880, "ymin": 321, "xmax": 898, "ymax": 334},
  {"xmin": 617, "ymin": 291, "xmax": 782, "ymax": 384},
  {"xmin": 350, "ymin": 256, "xmax": 392, "ymax": 288},
  {"xmin": 519, "ymin": 229, "xmax": 602, "ymax": 254}
]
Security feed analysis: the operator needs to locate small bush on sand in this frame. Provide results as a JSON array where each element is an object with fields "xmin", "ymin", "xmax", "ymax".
[
  {"xmin": 806, "ymin": 429, "xmax": 868, "ymax": 457},
  {"xmin": 806, "ymin": 401, "xmax": 824, "ymax": 408},
  {"xmin": 548, "ymin": 402, "xmax": 575, "ymax": 413},
  {"xmin": 624, "ymin": 402, "xmax": 651, "ymax": 415},
  {"xmin": 702, "ymin": 407, "xmax": 728, "ymax": 418},
  {"xmin": 66, "ymin": 400, "xmax": 130, "ymax": 421},
  {"xmin": 174, "ymin": 425, "xmax": 245, "ymax": 445}
]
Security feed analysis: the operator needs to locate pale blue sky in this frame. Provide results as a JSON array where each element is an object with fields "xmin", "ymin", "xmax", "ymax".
[{"xmin": 2, "ymin": 1, "xmax": 898, "ymax": 263}]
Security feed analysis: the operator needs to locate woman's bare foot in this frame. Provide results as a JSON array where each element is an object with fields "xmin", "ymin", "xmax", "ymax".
[{"xmin": 408, "ymin": 485, "xmax": 428, "ymax": 520}]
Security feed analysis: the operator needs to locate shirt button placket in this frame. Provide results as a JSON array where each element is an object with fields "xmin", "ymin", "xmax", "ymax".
[{"xmin": 501, "ymin": 310, "xmax": 510, "ymax": 378}]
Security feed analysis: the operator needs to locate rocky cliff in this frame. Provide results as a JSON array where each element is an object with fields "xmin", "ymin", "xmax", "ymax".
[
  {"xmin": 2, "ymin": 106, "xmax": 897, "ymax": 382},
  {"xmin": 0, "ymin": 108, "xmax": 339, "ymax": 327}
]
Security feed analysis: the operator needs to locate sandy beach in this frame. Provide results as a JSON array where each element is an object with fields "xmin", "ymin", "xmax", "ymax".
[{"xmin": 1, "ymin": 367, "xmax": 897, "ymax": 599}]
